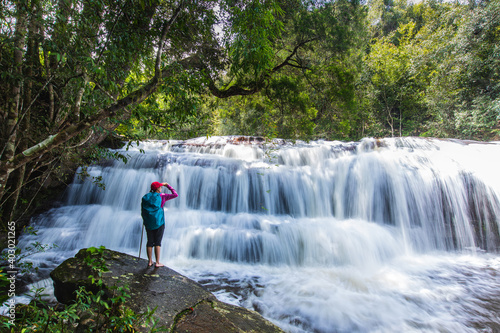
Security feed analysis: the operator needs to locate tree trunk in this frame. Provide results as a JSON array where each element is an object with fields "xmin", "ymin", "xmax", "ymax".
[
  {"xmin": 3, "ymin": 0, "xmax": 41, "ymax": 223},
  {"xmin": 0, "ymin": 1, "xmax": 28, "ymax": 211},
  {"xmin": 2, "ymin": 165, "xmax": 26, "ymax": 224}
]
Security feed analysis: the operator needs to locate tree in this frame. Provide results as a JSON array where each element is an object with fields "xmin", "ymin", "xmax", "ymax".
[
  {"xmin": 414, "ymin": 0, "xmax": 500, "ymax": 139},
  {"xmin": 0, "ymin": 0, "xmax": 317, "ymax": 227},
  {"xmin": 453, "ymin": 0, "xmax": 500, "ymax": 139},
  {"xmin": 364, "ymin": 21, "xmax": 428, "ymax": 137},
  {"xmin": 298, "ymin": 0, "xmax": 368, "ymax": 140},
  {"xmin": 206, "ymin": 0, "xmax": 368, "ymax": 140},
  {"xmin": 209, "ymin": 75, "xmax": 318, "ymax": 139}
]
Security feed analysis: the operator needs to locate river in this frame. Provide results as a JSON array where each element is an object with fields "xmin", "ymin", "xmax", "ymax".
[{"xmin": 17, "ymin": 136, "xmax": 500, "ymax": 332}]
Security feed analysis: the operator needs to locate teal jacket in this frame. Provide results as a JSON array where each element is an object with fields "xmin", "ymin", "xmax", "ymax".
[{"xmin": 141, "ymin": 184, "xmax": 178, "ymax": 231}]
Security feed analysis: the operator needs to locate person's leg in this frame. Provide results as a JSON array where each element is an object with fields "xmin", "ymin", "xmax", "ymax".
[
  {"xmin": 146, "ymin": 247, "xmax": 153, "ymax": 266},
  {"xmin": 154, "ymin": 246, "xmax": 164, "ymax": 267},
  {"xmin": 146, "ymin": 228, "xmax": 155, "ymax": 266},
  {"xmin": 153, "ymin": 224, "xmax": 165, "ymax": 267}
]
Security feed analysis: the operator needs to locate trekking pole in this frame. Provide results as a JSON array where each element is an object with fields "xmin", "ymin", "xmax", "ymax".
[{"xmin": 138, "ymin": 224, "xmax": 144, "ymax": 258}]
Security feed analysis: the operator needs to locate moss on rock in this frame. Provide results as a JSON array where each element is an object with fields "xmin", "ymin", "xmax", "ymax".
[{"xmin": 50, "ymin": 248, "xmax": 285, "ymax": 333}]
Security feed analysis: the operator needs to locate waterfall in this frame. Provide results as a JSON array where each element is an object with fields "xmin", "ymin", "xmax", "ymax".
[{"xmin": 18, "ymin": 136, "xmax": 500, "ymax": 332}]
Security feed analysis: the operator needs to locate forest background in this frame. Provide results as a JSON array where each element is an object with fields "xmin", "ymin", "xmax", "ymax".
[{"xmin": 0, "ymin": 0, "xmax": 499, "ymax": 229}]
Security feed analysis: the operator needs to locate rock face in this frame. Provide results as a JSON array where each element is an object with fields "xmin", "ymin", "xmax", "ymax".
[{"xmin": 50, "ymin": 248, "xmax": 284, "ymax": 332}]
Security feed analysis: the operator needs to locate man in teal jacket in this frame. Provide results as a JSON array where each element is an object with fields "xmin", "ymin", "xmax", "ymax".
[{"xmin": 141, "ymin": 181, "xmax": 178, "ymax": 267}]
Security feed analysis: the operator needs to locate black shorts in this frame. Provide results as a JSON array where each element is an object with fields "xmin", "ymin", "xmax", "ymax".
[{"xmin": 146, "ymin": 224, "xmax": 165, "ymax": 247}]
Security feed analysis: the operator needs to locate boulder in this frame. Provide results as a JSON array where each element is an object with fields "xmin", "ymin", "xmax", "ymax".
[{"xmin": 50, "ymin": 248, "xmax": 284, "ymax": 332}]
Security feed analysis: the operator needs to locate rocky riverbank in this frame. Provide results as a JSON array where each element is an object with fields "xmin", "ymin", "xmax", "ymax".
[{"xmin": 50, "ymin": 248, "xmax": 284, "ymax": 332}]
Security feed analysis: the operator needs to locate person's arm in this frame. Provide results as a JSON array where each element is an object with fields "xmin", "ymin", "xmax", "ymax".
[{"xmin": 160, "ymin": 183, "xmax": 178, "ymax": 207}]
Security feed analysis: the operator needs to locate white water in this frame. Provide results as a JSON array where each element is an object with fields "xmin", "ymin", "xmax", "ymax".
[{"xmin": 17, "ymin": 136, "xmax": 500, "ymax": 332}]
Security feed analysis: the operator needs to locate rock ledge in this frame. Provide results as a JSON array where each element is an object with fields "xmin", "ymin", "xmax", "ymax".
[{"xmin": 50, "ymin": 248, "xmax": 284, "ymax": 332}]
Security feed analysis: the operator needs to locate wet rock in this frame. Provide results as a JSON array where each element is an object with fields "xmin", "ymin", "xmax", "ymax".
[{"xmin": 50, "ymin": 248, "xmax": 284, "ymax": 333}]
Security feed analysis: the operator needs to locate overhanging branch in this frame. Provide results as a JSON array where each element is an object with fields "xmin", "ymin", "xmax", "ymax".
[
  {"xmin": 193, "ymin": 38, "xmax": 318, "ymax": 99},
  {"xmin": 271, "ymin": 37, "xmax": 318, "ymax": 72},
  {"xmin": 3, "ymin": 72, "xmax": 162, "ymax": 173},
  {"xmin": 156, "ymin": 0, "xmax": 185, "ymax": 77}
]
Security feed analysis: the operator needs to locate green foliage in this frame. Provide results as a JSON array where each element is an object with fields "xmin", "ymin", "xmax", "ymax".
[
  {"xmin": 363, "ymin": 21, "xmax": 428, "ymax": 137},
  {"xmin": 75, "ymin": 147, "xmax": 130, "ymax": 190},
  {"xmin": 455, "ymin": 96, "xmax": 500, "ymax": 140},
  {"xmin": 410, "ymin": 0, "xmax": 500, "ymax": 140},
  {"xmin": 84, "ymin": 246, "xmax": 109, "ymax": 283},
  {"xmin": 2, "ymin": 0, "xmax": 500, "ymax": 228},
  {"xmin": 265, "ymin": 75, "xmax": 318, "ymax": 139},
  {"xmin": 210, "ymin": 95, "xmax": 277, "ymax": 137},
  {"xmin": 1, "ymin": 226, "xmax": 57, "ymax": 275},
  {"xmin": 0, "ymin": 269, "xmax": 10, "ymax": 305},
  {"xmin": 201, "ymin": 0, "xmax": 369, "ymax": 141},
  {"xmin": 354, "ymin": 0, "xmax": 500, "ymax": 140},
  {"xmin": 226, "ymin": 0, "xmax": 285, "ymax": 82},
  {"xmin": 0, "ymin": 245, "xmax": 164, "ymax": 332}
]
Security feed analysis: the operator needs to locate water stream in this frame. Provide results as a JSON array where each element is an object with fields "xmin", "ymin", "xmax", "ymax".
[{"xmin": 17, "ymin": 136, "xmax": 500, "ymax": 332}]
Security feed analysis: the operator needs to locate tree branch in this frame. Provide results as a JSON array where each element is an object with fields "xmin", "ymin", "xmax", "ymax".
[
  {"xmin": 271, "ymin": 37, "xmax": 318, "ymax": 72},
  {"xmin": 2, "ymin": 74, "xmax": 160, "ymax": 174},
  {"xmin": 156, "ymin": 1, "xmax": 185, "ymax": 77},
  {"xmin": 193, "ymin": 38, "xmax": 318, "ymax": 99}
]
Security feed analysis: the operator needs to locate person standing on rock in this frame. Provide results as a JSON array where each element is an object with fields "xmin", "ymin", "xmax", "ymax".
[{"xmin": 141, "ymin": 181, "xmax": 178, "ymax": 267}]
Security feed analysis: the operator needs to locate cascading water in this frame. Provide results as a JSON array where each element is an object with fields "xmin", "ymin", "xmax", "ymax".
[{"xmin": 17, "ymin": 136, "xmax": 500, "ymax": 332}]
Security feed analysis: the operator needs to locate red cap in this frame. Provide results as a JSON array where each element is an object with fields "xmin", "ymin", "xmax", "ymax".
[{"xmin": 151, "ymin": 182, "xmax": 163, "ymax": 191}]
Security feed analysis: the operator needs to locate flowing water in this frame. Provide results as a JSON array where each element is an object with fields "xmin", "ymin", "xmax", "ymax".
[{"xmin": 17, "ymin": 136, "xmax": 500, "ymax": 332}]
